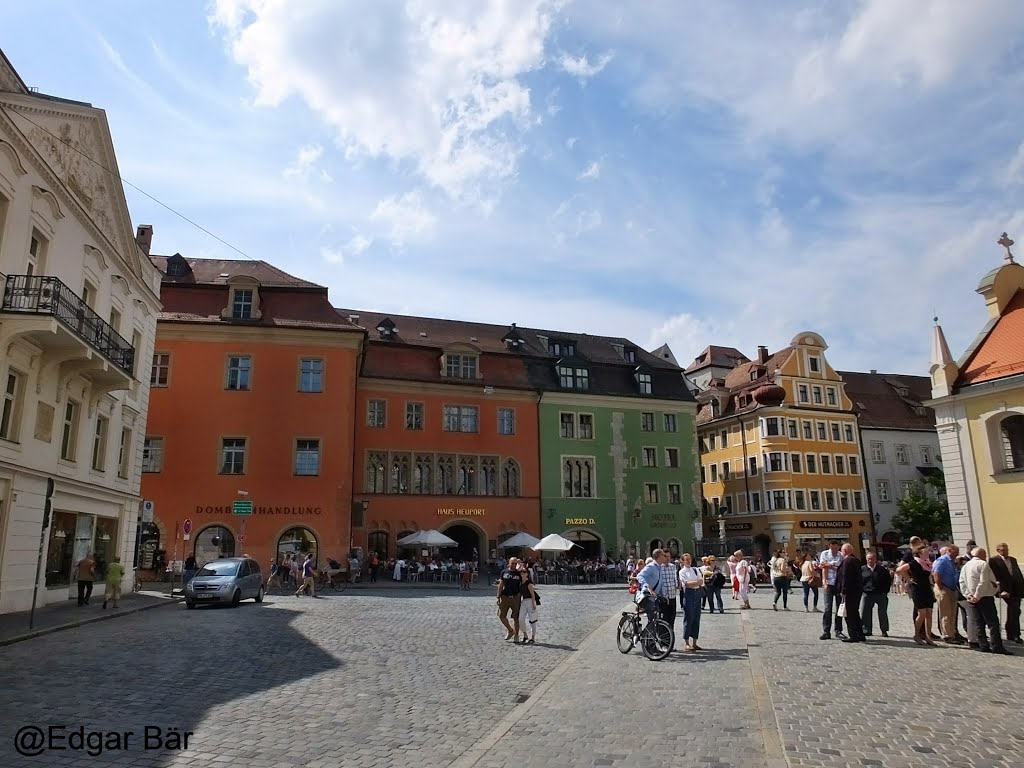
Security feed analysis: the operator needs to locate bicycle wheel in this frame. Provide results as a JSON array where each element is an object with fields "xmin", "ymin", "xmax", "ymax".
[
  {"xmin": 616, "ymin": 615, "xmax": 636, "ymax": 654},
  {"xmin": 334, "ymin": 578, "xmax": 348, "ymax": 594},
  {"xmin": 641, "ymin": 620, "xmax": 674, "ymax": 661}
]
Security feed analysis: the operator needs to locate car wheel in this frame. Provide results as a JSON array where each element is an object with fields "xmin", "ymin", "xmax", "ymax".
[
  {"xmin": 185, "ymin": 600, "xmax": 195, "ymax": 610},
  {"xmin": 255, "ymin": 586, "xmax": 264, "ymax": 603},
  {"xmin": 231, "ymin": 589, "xmax": 241, "ymax": 607}
]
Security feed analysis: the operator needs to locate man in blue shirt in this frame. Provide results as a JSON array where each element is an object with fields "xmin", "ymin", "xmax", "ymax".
[
  {"xmin": 637, "ymin": 550, "xmax": 673, "ymax": 629},
  {"xmin": 932, "ymin": 545, "xmax": 964, "ymax": 643}
]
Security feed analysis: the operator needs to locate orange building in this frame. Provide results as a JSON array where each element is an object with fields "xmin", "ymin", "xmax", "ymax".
[
  {"xmin": 343, "ymin": 311, "xmax": 541, "ymax": 560},
  {"xmin": 140, "ymin": 254, "xmax": 362, "ymax": 575}
]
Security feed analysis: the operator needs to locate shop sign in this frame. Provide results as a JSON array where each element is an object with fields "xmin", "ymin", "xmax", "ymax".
[
  {"xmin": 725, "ymin": 522, "xmax": 753, "ymax": 531},
  {"xmin": 650, "ymin": 513, "xmax": 677, "ymax": 529},
  {"xmin": 195, "ymin": 505, "xmax": 322, "ymax": 515},
  {"xmin": 565, "ymin": 517, "xmax": 596, "ymax": 526},
  {"xmin": 799, "ymin": 520, "xmax": 853, "ymax": 529},
  {"xmin": 437, "ymin": 508, "xmax": 485, "ymax": 516}
]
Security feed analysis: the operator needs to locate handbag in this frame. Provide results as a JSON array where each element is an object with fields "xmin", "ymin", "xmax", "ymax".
[
  {"xmin": 810, "ymin": 574, "xmax": 822, "ymax": 589},
  {"xmin": 837, "ymin": 599, "xmax": 847, "ymax": 618},
  {"xmin": 533, "ymin": 588, "xmax": 541, "ymax": 606}
]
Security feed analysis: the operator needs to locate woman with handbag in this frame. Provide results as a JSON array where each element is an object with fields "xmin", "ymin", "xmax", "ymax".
[{"xmin": 800, "ymin": 553, "xmax": 820, "ymax": 612}]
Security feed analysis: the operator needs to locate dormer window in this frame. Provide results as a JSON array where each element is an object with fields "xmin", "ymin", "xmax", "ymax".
[
  {"xmin": 376, "ymin": 317, "xmax": 397, "ymax": 339},
  {"xmin": 623, "ymin": 348, "xmax": 636, "ymax": 364},
  {"xmin": 221, "ymin": 277, "xmax": 262, "ymax": 321},
  {"xmin": 232, "ymin": 289, "xmax": 254, "ymax": 319},
  {"xmin": 635, "ymin": 368, "xmax": 652, "ymax": 395},
  {"xmin": 557, "ymin": 365, "xmax": 589, "ymax": 390},
  {"xmin": 167, "ymin": 261, "xmax": 185, "ymax": 277},
  {"xmin": 446, "ymin": 354, "xmax": 478, "ymax": 379},
  {"xmin": 549, "ymin": 340, "xmax": 576, "ymax": 357},
  {"xmin": 502, "ymin": 323, "xmax": 526, "ymax": 351}
]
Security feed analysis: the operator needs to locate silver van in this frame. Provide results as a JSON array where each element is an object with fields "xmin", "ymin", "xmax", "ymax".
[{"xmin": 184, "ymin": 557, "xmax": 264, "ymax": 608}]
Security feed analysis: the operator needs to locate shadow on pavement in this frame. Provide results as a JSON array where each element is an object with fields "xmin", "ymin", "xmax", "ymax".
[{"xmin": 662, "ymin": 647, "xmax": 750, "ymax": 663}]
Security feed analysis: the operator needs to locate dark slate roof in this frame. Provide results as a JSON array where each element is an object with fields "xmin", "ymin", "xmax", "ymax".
[
  {"xmin": 838, "ymin": 371, "xmax": 936, "ymax": 430},
  {"xmin": 150, "ymin": 254, "xmax": 322, "ymax": 289},
  {"xmin": 695, "ymin": 346, "xmax": 796, "ymax": 425},
  {"xmin": 685, "ymin": 345, "xmax": 750, "ymax": 374},
  {"xmin": 337, "ymin": 308, "xmax": 694, "ymax": 401}
]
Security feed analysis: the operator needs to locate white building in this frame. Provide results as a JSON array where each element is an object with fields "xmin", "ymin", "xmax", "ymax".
[
  {"xmin": 0, "ymin": 50, "xmax": 161, "ymax": 612},
  {"xmin": 839, "ymin": 371, "xmax": 940, "ymax": 558}
]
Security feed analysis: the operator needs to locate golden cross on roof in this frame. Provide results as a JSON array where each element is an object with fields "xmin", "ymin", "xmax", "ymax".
[{"xmin": 998, "ymin": 232, "xmax": 1015, "ymax": 264}]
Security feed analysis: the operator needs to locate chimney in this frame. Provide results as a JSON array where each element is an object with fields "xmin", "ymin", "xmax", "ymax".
[
  {"xmin": 757, "ymin": 345, "xmax": 769, "ymax": 364},
  {"xmin": 135, "ymin": 225, "xmax": 153, "ymax": 255},
  {"xmin": 870, "ymin": 369, "xmax": 877, "ymax": 374}
]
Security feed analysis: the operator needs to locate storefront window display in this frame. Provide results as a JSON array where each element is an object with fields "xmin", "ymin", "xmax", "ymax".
[
  {"xmin": 45, "ymin": 511, "xmax": 78, "ymax": 587},
  {"xmin": 93, "ymin": 517, "xmax": 119, "ymax": 578},
  {"xmin": 277, "ymin": 527, "xmax": 318, "ymax": 565},
  {"xmin": 193, "ymin": 525, "xmax": 236, "ymax": 566}
]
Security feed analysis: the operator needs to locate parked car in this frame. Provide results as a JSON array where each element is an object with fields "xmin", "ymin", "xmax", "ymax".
[{"xmin": 184, "ymin": 557, "xmax": 264, "ymax": 608}]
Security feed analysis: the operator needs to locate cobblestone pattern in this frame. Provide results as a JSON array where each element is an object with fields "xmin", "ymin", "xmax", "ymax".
[
  {"xmin": 744, "ymin": 587, "xmax": 1024, "ymax": 768},
  {"xmin": 472, "ymin": 601, "xmax": 770, "ymax": 768},
  {"xmin": 0, "ymin": 586, "xmax": 621, "ymax": 768}
]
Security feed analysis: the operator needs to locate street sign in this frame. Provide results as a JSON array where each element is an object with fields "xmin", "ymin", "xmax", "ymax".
[
  {"xmin": 237, "ymin": 532, "xmax": 246, "ymax": 543},
  {"xmin": 183, "ymin": 534, "xmax": 190, "ymax": 541},
  {"xmin": 233, "ymin": 500, "xmax": 254, "ymax": 516},
  {"xmin": 182, "ymin": 518, "xmax": 193, "ymax": 536},
  {"xmin": 142, "ymin": 500, "xmax": 155, "ymax": 523}
]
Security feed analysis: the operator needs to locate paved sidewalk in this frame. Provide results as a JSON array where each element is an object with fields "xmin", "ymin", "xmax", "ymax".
[{"xmin": 0, "ymin": 588, "xmax": 180, "ymax": 646}]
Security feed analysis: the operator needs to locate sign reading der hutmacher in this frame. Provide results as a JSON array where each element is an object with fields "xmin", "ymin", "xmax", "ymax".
[{"xmin": 195, "ymin": 505, "xmax": 322, "ymax": 515}]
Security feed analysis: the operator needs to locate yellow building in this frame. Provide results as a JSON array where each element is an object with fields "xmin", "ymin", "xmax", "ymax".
[
  {"xmin": 689, "ymin": 333, "xmax": 872, "ymax": 560},
  {"xmin": 928, "ymin": 235, "xmax": 1024, "ymax": 556}
]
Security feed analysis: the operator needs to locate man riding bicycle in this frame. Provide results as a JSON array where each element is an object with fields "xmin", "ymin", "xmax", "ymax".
[{"xmin": 636, "ymin": 549, "xmax": 675, "ymax": 632}]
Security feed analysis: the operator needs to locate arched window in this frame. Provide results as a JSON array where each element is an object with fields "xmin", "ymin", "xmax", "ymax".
[
  {"xmin": 367, "ymin": 531, "xmax": 388, "ymax": 558},
  {"xmin": 562, "ymin": 458, "xmax": 593, "ymax": 498},
  {"xmin": 1000, "ymin": 414, "xmax": 1024, "ymax": 471},
  {"xmin": 480, "ymin": 457, "xmax": 498, "ymax": 496},
  {"xmin": 390, "ymin": 453, "xmax": 410, "ymax": 494},
  {"xmin": 413, "ymin": 455, "xmax": 432, "ymax": 494},
  {"xmin": 502, "ymin": 459, "xmax": 520, "ymax": 497},
  {"xmin": 366, "ymin": 452, "xmax": 386, "ymax": 493},
  {"xmin": 193, "ymin": 525, "xmax": 235, "ymax": 565},
  {"xmin": 457, "ymin": 456, "xmax": 477, "ymax": 495},
  {"xmin": 277, "ymin": 527, "xmax": 318, "ymax": 566},
  {"xmin": 436, "ymin": 455, "xmax": 455, "ymax": 494}
]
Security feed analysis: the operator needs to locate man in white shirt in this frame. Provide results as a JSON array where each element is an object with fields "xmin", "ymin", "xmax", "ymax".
[
  {"xmin": 818, "ymin": 540, "xmax": 846, "ymax": 640},
  {"xmin": 959, "ymin": 547, "xmax": 1012, "ymax": 655}
]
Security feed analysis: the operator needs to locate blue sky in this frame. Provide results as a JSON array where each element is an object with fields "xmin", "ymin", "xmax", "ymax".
[{"xmin": 3, "ymin": 0, "xmax": 1024, "ymax": 375}]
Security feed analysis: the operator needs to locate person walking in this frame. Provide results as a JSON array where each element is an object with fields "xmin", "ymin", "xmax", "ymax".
[
  {"xmin": 294, "ymin": 553, "xmax": 317, "ymax": 597},
  {"xmin": 679, "ymin": 554, "xmax": 705, "ymax": 651},
  {"xmin": 896, "ymin": 537, "xmax": 937, "ymax": 645},
  {"xmin": 727, "ymin": 554, "xmax": 739, "ymax": 601},
  {"xmin": 74, "ymin": 552, "xmax": 97, "ymax": 607},
  {"xmin": 860, "ymin": 552, "xmax": 891, "ymax": 637},
  {"xmin": 102, "ymin": 556, "xmax": 125, "ymax": 609},
  {"xmin": 835, "ymin": 544, "xmax": 866, "ymax": 642},
  {"xmin": 496, "ymin": 557, "xmax": 523, "ymax": 642},
  {"xmin": 734, "ymin": 550, "xmax": 751, "ymax": 610},
  {"xmin": 799, "ymin": 553, "xmax": 820, "ymax": 612},
  {"xmin": 818, "ymin": 540, "xmax": 845, "ymax": 640},
  {"xmin": 369, "ymin": 551, "xmax": 380, "ymax": 583},
  {"xmin": 518, "ymin": 564, "xmax": 539, "ymax": 644},
  {"xmin": 770, "ymin": 549, "xmax": 792, "ymax": 611}
]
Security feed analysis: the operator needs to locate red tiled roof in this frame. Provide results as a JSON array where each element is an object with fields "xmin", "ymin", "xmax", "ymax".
[
  {"xmin": 685, "ymin": 345, "xmax": 749, "ymax": 373},
  {"xmin": 837, "ymin": 371, "xmax": 935, "ymax": 430},
  {"xmin": 694, "ymin": 347, "xmax": 795, "ymax": 424},
  {"xmin": 957, "ymin": 288, "xmax": 1024, "ymax": 386}
]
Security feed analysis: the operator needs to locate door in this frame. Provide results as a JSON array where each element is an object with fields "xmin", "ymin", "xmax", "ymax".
[
  {"xmin": 68, "ymin": 514, "xmax": 95, "ymax": 599},
  {"xmin": 236, "ymin": 560, "xmax": 251, "ymax": 598},
  {"xmin": 248, "ymin": 560, "xmax": 262, "ymax": 595}
]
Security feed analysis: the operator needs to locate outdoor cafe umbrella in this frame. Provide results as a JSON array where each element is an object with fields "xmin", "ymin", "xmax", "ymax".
[
  {"xmin": 397, "ymin": 529, "xmax": 458, "ymax": 548},
  {"xmin": 531, "ymin": 533, "xmax": 578, "ymax": 552},
  {"xmin": 497, "ymin": 532, "xmax": 541, "ymax": 549}
]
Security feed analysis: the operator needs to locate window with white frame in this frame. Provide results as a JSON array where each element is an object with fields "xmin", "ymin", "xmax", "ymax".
[
  {"xmin": 771, "ymin": 490, "xmax": 787, "ymax": 510},
  {"xmin": 231, "ymin": 288, "xmax": 254, "ymax": 319},
  {"xmin": 443, "ymin": 405, "xmax": 479, "ymax": 433},
  {"xmin": 900, "ymin": 480, "xmax": 915, "ymax": 499},
  {"xmin": 788, "ymin": 419, "xmax": 798, "ymax": 438},
  {"xmin": 220, "ymin": 438, "xmax": 247, "ymax": 474},
  {"xmin": 721, "ymin": 461, "xmax": 731, "ymax": 479},
  {"xmin": 367, "ymin": 399, "xmax": 386, "ymax": 427},
  {"xmin": 794, "ymin": 490, "xmax": 806, "ymax": 510},
  {"xmin": 820, "ymin": 455, "xmax": 832, "ymax": 474},
  {"xmin": 849, "ymin": 456, "xmax": 859, "ymax": 475},
  {"xmin": 806, "ymin": 454, "xmax": 818, "ymax": 473},
  {"xmin": 445, "ymin": 353, "xmax": 478, "ymax": 379},
  {"xmin": 668, "ymin": 484, "xmax": 682, "ymax": 504},
  {"xmin": 920, "ymin": 445, "xmax": 932, "ymax": 465},
  {"xmin": 877, "ymin": 480, "xmax": 891, "ymax": 502},
  {"xmin": 826, "ymin": 387, "xmax": 838, "ymax": 406},
  {"xmin": 700, "ymin": 464, "xmax": 706, "ymax": 483},
  {"xmin": 710, "ymin": 464, "xmax": 718, "ymax": 482},
  {"xmin": 830, "ymin": 423, "xmax": 841, "ymax": 441},
  {"xmin": 645, "ymin": 483, "xmax": 659, "ymax": 504},
  {"xmin": 825, "ymin": 490, "xmax": 836, "ymax": 510},
  {"xmin": 641, "ymin": 412, "xmax": 656, "ymax": 432},
  {"xmin": 117, "ymin": 427, "xmax": 132, "ymax": 479},
  {"xmin": 91, "ymin": 415, "xmax": 109, "ymax": 472},
  {"xmin": 498, "ymin": 408, "xmax": 516, "ymax": 435},
  {"xmin": 578, "ymin": 413, "xmax": 594, "ymax": 439},
  {"xmin": 790, "ymin": 453, "xmax": 802, "ymax": 473},
  {"xmin": 817, "ymin": 422, "xmax": 827, "ymax": 440},
  {"xmin": 664, "ymin": 414, "xmax": 678, "ymax": 432},
  {"xmin": 708, "ymin": 433, "xmax": 716, "ymax": 450},
  {"xmin": 870, "ymin": 441, "xmax": 885, "ymax": 463},
  {"xmin": 60, "ymin": 400, "xmax": 81, "ymax": 461},
  {"xmin": 835, "ymin": 455, "xmax": 845, "ymax": 474},
  {"xmin": 406, "ymin": 402, "xmax": 423, "ymax": 431},
  {"xmin": 895, "ymin": 444, "xmax": 909, "ymax": 464},
  {"xmin": 844, "ymin": 424, "xmax": 855, "ymax": 442},
  {"xmin": 560, "ymin": 413, "xmax": 575, "ymax": 439},
  {"xmin": 0, "ymin": 369, "xmax": 26, "ymax": 442},
  {"xmin": 839, "ymin": 491, "xmax": 850, "ymax": 511},
  {"xmin": 562, "ymin": 457, "xmax": 594, "ymax": 498},
  {"xmin": 666, "ymin": 448, "xmax": 680, "ymax": 468},
  {"xmin": 642, "ymin": 447, "xmax": 657, "ymax": 467},
  {"xmin": 748, "ymin": 456, "xmax": 757, "ymax": 475},
  {"xmin": 803, "ymin": 420, "xmax": 814, "ymax": 440},
  {"xmin": 1000, "ymin": 415, "xmax": 1024, "ymax": 471},
  {"xmin": 226, "ymin": 355, "xmax": 252, "ymax": 390},
  {"xmin": 809, "ymin": 356, "xmax": 820, "ymax": 373},
  {"xmin": 295, "ymin": 439, "xmax": 320, "ymax": 475},
  {"xmin": 720, "ymin": 429, "xmax": 729, "ymax": 447},
  {"xmin": 142, "ymin": 437, "xmax": 164, "ymax": 472},
  {"xmin": 798, "ymin": 383, "xmax": 809, "ymax": 403},
  {"xmin": 853, "ymin": 491, "xmax": 864, "ymax": 510},
  {"xmin": 557, "ymin": 365, "xmax": 589, "ymax": 390},
  {"xmin": 750, "ymin": 491, "xmax": 761, "ymax": 512},
  {"xmin": 810, "ymin": 490, "xmax": 822, "ymax": 510},
  {"xmin": 812, "ymin": 385, "xmax": 823, "ymax": 404},
  {"xmin": 762, "ymin": 417, "xmax": 781, "ymax": 437},
  {"xmin": 636, "ymin": 371, "xmax": 652, "ymax": 395},
  {"xmin": 150, "ymin": 353, "xmax": 170, "ymax": 387},
  {"xmin": 768, "ymin": 452, "xmax": 784, "ymax": 472},
  {"xmin": 299, "ymin": 358, "xmax": 324, "ymax": 392}
]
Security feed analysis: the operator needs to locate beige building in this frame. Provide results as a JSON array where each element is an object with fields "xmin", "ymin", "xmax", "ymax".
[{"xmin": 0, "ymin": 50, "xmax": 161, "ymax": 612}]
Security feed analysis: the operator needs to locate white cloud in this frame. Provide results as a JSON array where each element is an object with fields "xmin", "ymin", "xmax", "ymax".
[
  {"xmin": 559, "ymin": 51, "xmax": 613, "ymax": 78},
  {"xmin": 283, "ymin": 143, "xmax": 325, "ymax": 178},
  {"xmin": 577, "ymin": 160, "xmax": 601, "ymax": 180},
  {"xmin": 320, "ymin": 234, "xmax": 372, "ymax": 265},
  {"xmin": 210, "ymin": 0, "xmax": 559, "ymax": 200},
  {"xmin": 566, "ymin": 136, "xmax": 578, "ymax": 150},
  {"xmin": 370, "ymin": 192, "xmax": 437, "ymax": 245},
  {"xmin": 1004, "ymin": 141, "xmax": 1024, "ymax": 187}
]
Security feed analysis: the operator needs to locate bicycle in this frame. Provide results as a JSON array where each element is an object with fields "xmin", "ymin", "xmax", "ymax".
[
  {"xmin": 616, "ymin": 597, "xmax": 675, "ymax": 661},
  {"xmin": 319, "ymin": 570, "xmax": 349, "ymax": 593}
]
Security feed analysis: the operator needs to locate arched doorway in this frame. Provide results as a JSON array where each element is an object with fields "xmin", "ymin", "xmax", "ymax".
[
  {"xmin": 277, "ymin": 527, "xmax": 319, "ymax": 567},
  {"xmin": 367, "ymin": 531, "xmax": 388, "ymax": 559},
  {"xmin": 441, "ymin": 523, "xmax": 484, "ymax": 564},
  {"xmin": 193, "ymin": 525, "xmax": 235, "ymax": 565},
  {"xmin": 134, "ymin": 522, "xmax": 160, "ymax": 569},
  {"xmin": 566, "ymin": 530, "xmax": 602, "ymax": 559},
  {"xmin": 752, "ymin": 533, "xmax": 771, "ymax": 562},
  {"xmin": 665, "ymin": 538, "xmax": 681, "ymax": 557},
  {"xmin": 648, "ymin": 538, "xmax": 664, "ymax": 555}
]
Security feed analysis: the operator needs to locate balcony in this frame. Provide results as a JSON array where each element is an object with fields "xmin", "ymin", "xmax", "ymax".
[{"xmin": 1, "ymin": 274, "xmax": 135, "ymax": 392}]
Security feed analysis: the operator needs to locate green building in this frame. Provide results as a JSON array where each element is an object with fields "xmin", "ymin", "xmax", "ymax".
[{"xmin": 522, "ymin": 330, "xmax": 699, "ymax": 559}]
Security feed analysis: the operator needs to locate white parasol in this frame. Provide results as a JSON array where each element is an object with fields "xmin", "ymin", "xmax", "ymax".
[
  {"xmin": 397, "ymin": 530, "xmax": 458, "ymax": 548},
  {"xmin": 531, "ymin": 533, "xmax": 578, "ymax": 552}
]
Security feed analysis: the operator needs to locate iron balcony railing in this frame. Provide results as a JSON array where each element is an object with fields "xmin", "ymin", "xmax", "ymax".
[{"xmin": 2, "ymin": 274, "xmax": 135, "ymax": 374}]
